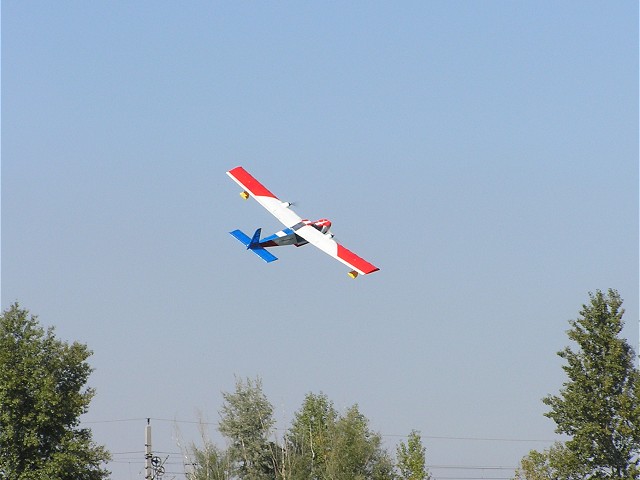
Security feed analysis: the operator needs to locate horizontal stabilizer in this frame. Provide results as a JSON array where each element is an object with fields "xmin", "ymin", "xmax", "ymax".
[
  {"xmin": 230, "ymin": 229, "xmax": 252, "ymax": 246},
  {"xmin": 229, "ymin": 229, "xmax": 278, "ymax": 263},
  {"xmin": 250, "ymin": 246, "xmax": 278, "ymax": 263}
]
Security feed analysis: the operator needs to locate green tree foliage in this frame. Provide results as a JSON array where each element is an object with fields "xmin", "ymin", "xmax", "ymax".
[
  {"xmin": 514, "ymin": 448, "xmax": 554, "ymax": 480},
  {"xmin": 188, "ymin": 442, "xmax": 231, "ymax": 480},
  {"xmin": 0, "ymin": 304, "xmax": 110, "ymax": 480},
  {"xmin": 515, "ymin": 289, "xmax": 640, "ymax": 480},
  {"xmin": 286, "ymin": 392, "xmax": 337, "ymax": 479},
  {"xmin": 218, "ymin": 376, "xmax": 277, "ymax": 480},
  {"xmin": 324, "ymin": 404, "xmax": 395, "ymax": 480},
  {"xmin": 190, "ymin": 382, "xmax": 400, "ymax": 480},
  {"xmin": 285, "ymin": 394, "xmax": 394, "ymax": 480},
  {"xmin": 514, "ymin": 443, "xmax": 587, "ymax": 480},
  {"xmin": 396, "ymin": 430, "xmax": 430, "ymax": 480}
]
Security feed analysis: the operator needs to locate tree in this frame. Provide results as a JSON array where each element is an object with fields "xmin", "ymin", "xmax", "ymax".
[
  {"xmin": 324, "ymin": 404, "xmax": 395, "ymax": 480},
  {"xmin": 218, "ymin": 376, "xmax": 277, "ymax": 480},
  {"xmin": 286, "ymin": 394, "xmax": 396, "ymax": 480},
  {"xmin": 514, "ymin": 443, "xmax": 587, "ymax": 480},
  {"xmin": 188, "ymin": 381, "xmax": 418, "ymax": 480},
  {"xmin": 0, "ymin": 303, "xmax": 110, "ymax": 480},
  {"xmin": 286, "ymin": 392, "xmax": 338, "ymax": 479},
  {"xmin": 514, "ymin": 448, "xmax": 555, "ymax": 480},
  {"xmin": 188, "ymin": 442, "xmax": 231, "ymax": 480},
  {"xmin": 516, "ymin": 289, "xmax": 640, "ymax": 479},
  {"xmin": 184, "ymin": 413, "xmax": 232, "ymax": 480},
  {"xmin": 396, "ymin": 430, "xmax": 430, "ymax": 480}
]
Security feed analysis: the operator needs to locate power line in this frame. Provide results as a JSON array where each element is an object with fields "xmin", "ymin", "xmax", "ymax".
[
  {"xmin": 91, "ymin": 416, "xmax": 542, "ymax": 479},
  {"xmin": 85, "ymin": 416, "xmax": 555, "ymax": 444},
  {"xmin": 431, "ymin": 465, "xmax": 516, "ymax": 470},
  {"xmin": 410, "ymin": 434, "xmax": 551, "ymax": 443},
  {"xmin": 434, "ymin": 477, "xmax": 512, "ymax": 480},
  {"xmin": 84, "ymin": 417, "xmax": 148, "ymax": 424}
]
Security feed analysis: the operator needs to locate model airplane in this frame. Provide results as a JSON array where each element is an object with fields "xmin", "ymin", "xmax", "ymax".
[{"xmin": 227, "ymin": 166, "xmax": 379, "ymax": 278}]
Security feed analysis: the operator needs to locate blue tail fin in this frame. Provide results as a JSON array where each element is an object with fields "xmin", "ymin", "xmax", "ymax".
[
  {"xmin": 229, "ymin": 229, "xmax": 278, "ymax": 263},
  {"xmin": 249, "ymin": 228, "xmax": 262, "ymax": 248}
]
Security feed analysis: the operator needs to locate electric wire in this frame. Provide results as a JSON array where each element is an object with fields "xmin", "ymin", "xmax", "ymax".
[
  {"xmin": 85, "ymin": 416, "xmax": 555, "ymax": 443},
  {"xmin": 90, "ymin": 416, "xmax": 551, "ymax": 479}
]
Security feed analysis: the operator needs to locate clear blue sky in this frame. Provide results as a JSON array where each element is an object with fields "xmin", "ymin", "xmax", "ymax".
[{"xmin": 2, "ymin": 2, "xmax": 638, "ymax": 478}]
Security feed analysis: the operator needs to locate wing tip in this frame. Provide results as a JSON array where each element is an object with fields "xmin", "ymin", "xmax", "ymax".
[
  {"xmin": 360, "ymin": 266, "xmax": 380, "ymax": 275},
  {"xmin": 337, "ymin": 244, "xmax": 379, "ymax": 276},
  {"xmin": 227, "ymin": 166, "xmax": 277, "ymax": 199}
]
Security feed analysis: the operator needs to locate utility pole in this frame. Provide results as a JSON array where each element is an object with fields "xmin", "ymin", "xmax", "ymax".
[
  {"xmin": 144, "ymin": 418, "xmax": 166, "ymax": 480},
  {"xmin": 145, "ymin": 418, "xmax": 152, "ymax": 480}
]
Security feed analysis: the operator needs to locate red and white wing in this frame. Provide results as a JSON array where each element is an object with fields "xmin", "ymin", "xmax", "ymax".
[
  {"xmin": 292, "ymin": 223, "xmax": 380, "ymax": 276},
  {"xmin": 227, "ymin": 166, "xmax": 379, "ymax": 276},
  {"xmin": 226, "ymin": 166, "xmax": 302, "ymax": 228}
]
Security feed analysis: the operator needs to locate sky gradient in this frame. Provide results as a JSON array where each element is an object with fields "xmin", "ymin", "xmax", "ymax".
[{"xmin": 3, "ymin": 2, "xmax": 638, "ymax": 479}]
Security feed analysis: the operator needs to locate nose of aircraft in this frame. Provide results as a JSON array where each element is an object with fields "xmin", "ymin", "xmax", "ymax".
[
  {"xmin": 314, "ymin": 218, "xmax": 332, "ymax": 233},
  {"xmin": 316, "ymin": 218, "xmax": 331, "ymax": 227}
]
